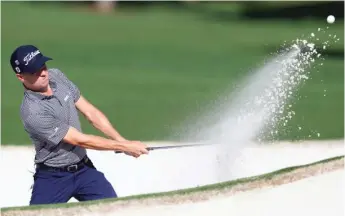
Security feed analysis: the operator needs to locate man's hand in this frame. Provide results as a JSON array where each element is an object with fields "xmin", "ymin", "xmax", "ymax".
[
  {"xmin": 112, "ymin": 137, "xmax": 148, "ymax": 158},
  {"xmin": 109, "ymin": 136, "xmax": 146, "ymax": 157},
  {"xmin": 121, "ymin": 141, "xmax": 149, "ymax": 158}
]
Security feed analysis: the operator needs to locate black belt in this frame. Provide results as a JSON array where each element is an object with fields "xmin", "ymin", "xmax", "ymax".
[{"xmin": 36, "ymin": 156, "xmax": 94, "ymax": 172}]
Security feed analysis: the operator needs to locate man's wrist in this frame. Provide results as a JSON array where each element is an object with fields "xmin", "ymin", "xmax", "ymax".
[{"xmin": 111, "ymin": 140, "xmax": 128, "ymax": 151}]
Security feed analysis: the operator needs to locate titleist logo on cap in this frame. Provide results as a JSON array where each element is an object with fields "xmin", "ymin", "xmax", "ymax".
[{"xmin": 23, "ymin": 50, "xmax": 40, "ymax": 65}]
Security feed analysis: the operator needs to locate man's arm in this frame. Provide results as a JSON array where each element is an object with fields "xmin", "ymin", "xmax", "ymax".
[
  {"xmin": 63, "ymin": 126, "xmax": 126, "ymax": 151},
  {"xmin": 63, "ymin": 126, "xmax": 148, "ymax": 157},
  {"xmin": 52, "ymin": 69, "xmax": 126, "ymax": 141},
  {"xmin": 23, "ymin": 113, "xmax": 148, "ymax": 157},
  {"xmin": 75, "ymin": 95, "xmax": 126, "ymax": 141}
]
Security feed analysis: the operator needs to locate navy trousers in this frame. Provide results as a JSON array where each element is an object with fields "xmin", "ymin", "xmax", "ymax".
[{"xmin": 29, "ymin": 159, "xmax": 117, "ymax": 205}]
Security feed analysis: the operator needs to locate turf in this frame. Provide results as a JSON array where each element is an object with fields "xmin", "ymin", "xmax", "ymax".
[{"xmin": 1, "ymin": 2, "xmax": 344, "ymax": 145}]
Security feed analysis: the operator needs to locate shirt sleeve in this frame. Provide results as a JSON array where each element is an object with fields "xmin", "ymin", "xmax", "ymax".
[
  {"xmin": 50, "ymin": 68, "xmax": 81, "ymax": 102},
  {"xmin": 23, "ymin": 113, "xmax": 70, "ymax": 145}
]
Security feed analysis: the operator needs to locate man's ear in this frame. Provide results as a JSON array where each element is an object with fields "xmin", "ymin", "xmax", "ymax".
[{"xmin": 16, "ymin": 73, "xmax": 25, "ymax": 83}]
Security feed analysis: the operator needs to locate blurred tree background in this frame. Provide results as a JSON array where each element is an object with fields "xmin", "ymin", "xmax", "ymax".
[
  {"xmin": 1, "ymin": 1, "xmax": 343, "ymax": 144},
  {"xmin": 67, "ymin": 1, "xmax": 344, "ymax": 20}
]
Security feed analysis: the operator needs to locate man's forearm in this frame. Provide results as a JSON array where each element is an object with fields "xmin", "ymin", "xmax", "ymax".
[
  {"xmin": 87, "ymin": 109, "xmax": 126, "ymax": 141},
  {"xmin": 63, "ymin": 126, "xmax": 128, "ymax": 151},
  {"xmin": 77, "ymin": 134, "xmax": 127, "ymax": 151},
  {"xmin": 75, "ymin": 96, "xmax": 127, "ymax": 141}
]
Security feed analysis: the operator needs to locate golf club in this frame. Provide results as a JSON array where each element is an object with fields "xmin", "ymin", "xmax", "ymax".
[{"xmin": 114, "ymin": 143, "xmax": 213, "ymax": 154}]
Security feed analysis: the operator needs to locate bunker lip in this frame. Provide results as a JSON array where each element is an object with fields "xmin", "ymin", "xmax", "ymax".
[{"xmin": 2, "ymin": 155, "xmax": 343, "ymax": 216}]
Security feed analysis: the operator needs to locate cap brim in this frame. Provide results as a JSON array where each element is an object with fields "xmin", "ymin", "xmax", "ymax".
[{"xmin": 26, "ymin": 56, "xmax": 53, "ymax": 73}]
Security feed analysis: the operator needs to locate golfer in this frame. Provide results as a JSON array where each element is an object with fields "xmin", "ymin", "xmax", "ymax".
[{"xmin": 9, "ymin": 44, "xmax": 149, "ymax": 205}]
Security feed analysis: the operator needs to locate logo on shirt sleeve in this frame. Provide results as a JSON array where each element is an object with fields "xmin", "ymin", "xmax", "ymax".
[
  {"xmin": 48, "ymin": 127, "xmax": 59, "ymax": 138},
  {"xmin": 64, "ymin": 95, "xmax": 70, "ymax": 101}
]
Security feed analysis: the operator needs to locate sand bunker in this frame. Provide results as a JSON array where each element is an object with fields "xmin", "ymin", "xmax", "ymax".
[{"xmin": 1, "ymin": 139, "xmax": 343, "ymax": 209}]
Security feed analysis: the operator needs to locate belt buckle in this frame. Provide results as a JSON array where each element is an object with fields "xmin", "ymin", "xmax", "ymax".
[{"xmin": 67, "ymin": 164, "xmax": 78, "ymax": 172}]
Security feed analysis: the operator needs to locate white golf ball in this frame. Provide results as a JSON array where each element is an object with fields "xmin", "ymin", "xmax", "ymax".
[{"xmin": 327, "ymin": 15, "xmax": 335, "ymax": 24}]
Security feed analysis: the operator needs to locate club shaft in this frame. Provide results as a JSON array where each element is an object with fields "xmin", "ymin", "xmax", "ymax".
[{"xmin": 114, "ymin": 143, "xmax": 210, "ymax": 154}]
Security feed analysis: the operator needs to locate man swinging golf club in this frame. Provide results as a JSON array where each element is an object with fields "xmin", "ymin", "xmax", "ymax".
[{"xmin": 9, "ymin": 44, "xmax": 149, "ymax": 205}]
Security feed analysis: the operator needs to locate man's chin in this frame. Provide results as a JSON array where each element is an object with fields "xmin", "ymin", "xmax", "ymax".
[{"xmin": 34, "ymin": 85, "xmax": 49, "ymax": 93}]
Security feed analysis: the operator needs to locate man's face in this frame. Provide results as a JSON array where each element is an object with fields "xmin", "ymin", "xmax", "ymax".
[{"xmin": 16, "ymin": 65, "xmax": 49, "ymax": 92}]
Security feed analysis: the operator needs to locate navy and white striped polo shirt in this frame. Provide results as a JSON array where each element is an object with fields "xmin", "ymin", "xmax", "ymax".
[{"xmin": 20, "ymin": 68, "xmax": 86, "ymax": 167}]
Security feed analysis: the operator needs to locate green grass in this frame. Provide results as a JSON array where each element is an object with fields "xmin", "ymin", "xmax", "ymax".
[
  {"xmin": 2, "ymin": 155, "xmax": 343, "ymax": 212},
  {"xmin": 1, "ymin": 2, "xmax": 344, "ymax": 145}
]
